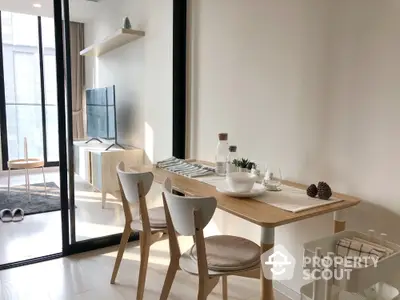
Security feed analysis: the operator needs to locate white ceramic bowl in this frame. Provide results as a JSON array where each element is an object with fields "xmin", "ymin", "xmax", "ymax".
[{"xmin": 226, "ymin": 172, "xmax": 258, "ymax": 193}]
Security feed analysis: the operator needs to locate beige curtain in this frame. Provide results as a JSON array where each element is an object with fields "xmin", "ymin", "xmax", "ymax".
[{"xmin": 70, "ymin": 22, "xmax": 85, "ymax": 139}]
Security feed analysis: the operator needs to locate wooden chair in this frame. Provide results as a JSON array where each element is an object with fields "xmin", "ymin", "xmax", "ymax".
[
  {"xmin": 160, "ymin": 178, "xmax": 261, "ymax": 300},
  {"xmin": 8, "ymin": 137, "xmax": 46, "ymax": 197},
  {"xmin": 110, "ymin": 162, "xmax": 167, "ymax": 300}
]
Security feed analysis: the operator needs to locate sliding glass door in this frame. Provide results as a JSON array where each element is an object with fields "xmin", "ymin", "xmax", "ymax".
[{"xmin": 0, "ymin": 12, "xmax": 58, "ymax": 168}]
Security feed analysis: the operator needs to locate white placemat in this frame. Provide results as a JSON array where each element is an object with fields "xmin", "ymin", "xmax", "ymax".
[{"xmin": 195, "ymin": 176, "xmax": 343, "ymax": 213}]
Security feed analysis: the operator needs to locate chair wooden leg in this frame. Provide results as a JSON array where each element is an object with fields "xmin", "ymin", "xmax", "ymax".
[
  {"xmin": 110, "ymin": 225, "xmax": 131, "ymax": 284},
  {"xmin": 197, "ymin": 283, "xmax": 206, "ymax": 300},
  {"xmin": 222, "ymin": 276, "xmax": 228, "ymax": 300},
  {"xmin": 137, "ymin": 232, "xmax": 151, "ymax": 300},
  {"xmin": 159, "ymin": 258, "xmax": 179, "ymax": 300},
  {"xmin": 197, "ymin": 276, "xmax": 219, "ymax": 300}
]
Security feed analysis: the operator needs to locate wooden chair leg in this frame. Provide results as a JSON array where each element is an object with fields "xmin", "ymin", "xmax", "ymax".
[
  {"xmin": 222, "ymin": 276, "xmax": 228, "ymax": 300},
  {"xmin": 198, "ymin": 276, "xmax": 219, "ymax": 300},
  {"xmin": 110, "ymin": 225, "xmax": 132, "ymax": 284},
  {"xmin": 159, "ymin": 258, "xmax": 179, "ymax": 300},
  {"xmin": 197, "ymin": 284, "xmax": 206, "ymax": 300},
  {"xmin": 137, "ymin": 232, "xmax": 151, "ymax": 300}
]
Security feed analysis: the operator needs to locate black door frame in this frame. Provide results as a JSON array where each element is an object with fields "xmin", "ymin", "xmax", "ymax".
[
  {"xmin": 0, "ymin": 0, "xmax": 187, "ymax": 270},
  {"xmin": 0, "ymin": 13, "xmax": 60, "ymax": 170},
  {"xmin": 172, "ymin": 0, "xmax": 187, "ymax": 159},
  {"xmin": 56, "ymin": 0, "xmax": 188, "ymax": 255}
]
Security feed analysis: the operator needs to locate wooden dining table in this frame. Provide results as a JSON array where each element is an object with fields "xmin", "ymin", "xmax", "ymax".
[{"xmin": 135, "ymin": 163, "xmax": 361, "ymax": 300}]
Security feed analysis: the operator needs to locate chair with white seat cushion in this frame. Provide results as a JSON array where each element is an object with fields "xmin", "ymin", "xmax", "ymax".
[
  {"xmin": 160, "ymin": 177, "xmax": 260, "ymax": 300},
  {"xmin": 110, "ymin": 162, "xmax": 167, "ymax": 300}
]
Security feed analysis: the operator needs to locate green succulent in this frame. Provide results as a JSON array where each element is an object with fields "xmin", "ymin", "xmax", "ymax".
[{"xmin": 233, "ymin": 158, "xmax": 256, "ymax": 169}]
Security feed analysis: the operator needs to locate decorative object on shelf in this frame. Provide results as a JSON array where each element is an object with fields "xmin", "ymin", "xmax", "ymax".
[
  {"xmin": 123, "ymin": 16, "xmax": 132, "ymax": 29},
  {"xmin": 317, "ymin": 181, "xmax": 332, "ymax": 200},
  {"xmin": 306, "ymin": 184, "xmax": 318, "ymax": 198}
]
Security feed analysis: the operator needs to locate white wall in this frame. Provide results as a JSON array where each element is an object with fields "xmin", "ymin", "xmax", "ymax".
[
  {"xmin": 84, "ymin": 0, "xmax": 173, "ymax": 162},
  {"xmin": 191, "ymin": 0, "xmax": 400, "ymax": 295}
]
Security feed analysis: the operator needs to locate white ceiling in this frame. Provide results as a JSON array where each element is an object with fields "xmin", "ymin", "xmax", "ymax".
[{"xmin": 0, "ymin": 0, "xmax": 110, "ymax": 22}]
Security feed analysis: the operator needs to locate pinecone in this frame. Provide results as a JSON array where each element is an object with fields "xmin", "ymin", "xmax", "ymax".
[
  {"xmin": 318, "ymin": 182, "xmax": 332, "ymax": 200},
  {"xmin": 307, "ymin": 184, "xmax": 318, "ymax": 198}
]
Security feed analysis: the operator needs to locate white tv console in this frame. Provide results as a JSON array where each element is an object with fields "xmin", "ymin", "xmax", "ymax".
[{"xmin": 73, "ymin": 140, "xmax": 144, "ymax": 208}]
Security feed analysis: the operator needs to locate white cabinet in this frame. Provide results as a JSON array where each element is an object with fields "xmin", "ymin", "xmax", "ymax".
[
  {"xmin": 73, "ymin": 141, "xmax": 144, "ymax": 208},
  {"xmin": 90, "ymin": 148, "xmax": 144, "ymax": 208}
]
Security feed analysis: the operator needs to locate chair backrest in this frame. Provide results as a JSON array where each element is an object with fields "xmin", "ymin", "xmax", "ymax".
[
  {"xmin": 162, "ymin": 178, "xmax": 217, "ymax": 236},
  {"xmin": 116, "ymin": 162, "xmax": 154, "ymax": 204}
]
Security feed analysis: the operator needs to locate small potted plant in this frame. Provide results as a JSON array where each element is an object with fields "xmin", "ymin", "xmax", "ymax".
[{"xmin": 234, "ymin": 158, "xmax": 256, "ymax": 173}]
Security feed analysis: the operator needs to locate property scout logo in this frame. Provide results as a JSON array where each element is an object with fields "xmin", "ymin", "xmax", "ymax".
[{"xmin": 261, "ymin": 245, "xmax": 378, "ymax": 281}]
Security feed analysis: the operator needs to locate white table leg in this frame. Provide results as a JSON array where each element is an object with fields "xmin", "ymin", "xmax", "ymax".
[
  {"xmin": 334, "ymin": 210, "xmax": 346, "ymax": 233},
  {"xmin": 42, "ymin": 167, "xmax": 47, "ymax": 196},
  {"xmin": 260, "ymin": 227, "xmax": 275, "ymax": 300}
]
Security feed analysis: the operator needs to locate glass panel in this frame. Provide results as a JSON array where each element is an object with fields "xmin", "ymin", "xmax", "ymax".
[
  {"xmin": 6, "ymin": 104, "xmax": 44, "ymax": 160},
  {"xmin": 45, "ymin": 106, "xmax": 59, "ymax": 161},
  {"xmin": 14, "ymin": 52, "xmax": 41, "ymax": 104},
  {"xmin": 0, "ymin": 11, "xmax": 62, "ymax": 266},
  {"xmin": 42, "ymin": 17, "xmax": 59, "ymax": 161},
  {"xmin": 41, "ymin": 17, "xmax": 56, "ymax": 49},
  {"xmin": 2, "ymin": 12, "xmax": 43, "ymax": 160},
  {"xmin": 44, "ymin": 54, "xmax": 57, "ymax": 105}
]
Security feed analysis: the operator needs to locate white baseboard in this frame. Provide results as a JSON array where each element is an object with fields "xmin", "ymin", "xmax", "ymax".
[{"xmin": 274, "ymin": 280, "xmax": 301, "ymax": 300}]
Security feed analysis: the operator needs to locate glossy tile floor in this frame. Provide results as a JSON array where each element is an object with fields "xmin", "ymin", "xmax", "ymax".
[
  {"xmin": 0, "ymin": 238, "xmax": 290, "ymax": 300},
  {"xmin": 0, "ymin": 167, "xmax": 130, "ymax": 265}
]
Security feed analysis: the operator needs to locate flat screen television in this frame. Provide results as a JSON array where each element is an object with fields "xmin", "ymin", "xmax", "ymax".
[{"xmin": 86, "ymin": 85, "xmax": 115, "ymax": 140}]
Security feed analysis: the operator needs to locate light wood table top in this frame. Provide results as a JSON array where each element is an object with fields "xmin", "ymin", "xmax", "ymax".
[{"xmin": 135, "ymin": 164, "xmax": 361, "ymax": 228}]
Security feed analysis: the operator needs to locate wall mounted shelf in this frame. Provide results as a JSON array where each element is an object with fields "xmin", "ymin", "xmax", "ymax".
[{"xmin": 80, "ymin": 28, "xmax": 145, "ymax": 57}]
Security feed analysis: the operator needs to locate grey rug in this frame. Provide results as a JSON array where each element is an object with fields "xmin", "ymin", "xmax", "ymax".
[{"xmin": 0, "ymin": 182, "xmax": 61, "ymax": 216}]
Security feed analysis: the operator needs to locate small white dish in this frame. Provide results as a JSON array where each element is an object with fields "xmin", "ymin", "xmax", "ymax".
[
  {"xmin": 226, "ymin": 172, "xmax": 258, "ymax": 193},
  {"xmin": 217, "ymin": 182, "xmax": 267, "ymax": 198}
]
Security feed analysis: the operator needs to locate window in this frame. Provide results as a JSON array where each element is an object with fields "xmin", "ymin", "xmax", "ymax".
[{"xmin": 1, "ymin": 12, "xmax": 59, "ymax": 163}]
